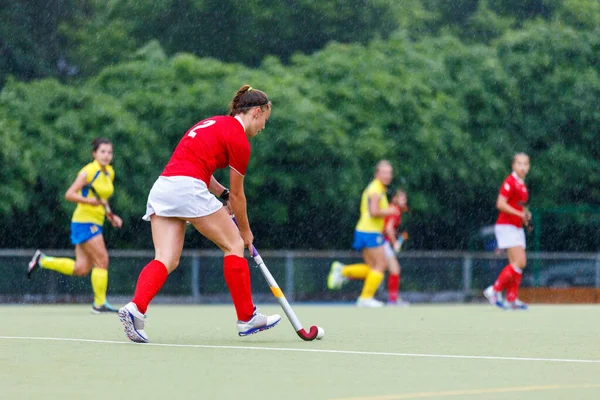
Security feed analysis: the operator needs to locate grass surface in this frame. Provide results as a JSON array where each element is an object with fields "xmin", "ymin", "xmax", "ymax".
[{"xmin": 1, "ymin": 304, "xmax": 599, "ymax": 399}]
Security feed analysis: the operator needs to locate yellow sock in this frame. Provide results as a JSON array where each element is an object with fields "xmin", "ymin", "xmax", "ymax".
[
  {"xmin": 342, "ymin": 264, "xmax": 370, "ymax": 280},
  {"xmin": 360, "ymin": 270, "xmax": 384, "ymax": 299},
  {"xmin": 91, "ymin": 268, "xmax": 108, "ymax": 306},
  {"xmin": 39, "ymin": 256, "xmax": 74, "ymax": 276}
]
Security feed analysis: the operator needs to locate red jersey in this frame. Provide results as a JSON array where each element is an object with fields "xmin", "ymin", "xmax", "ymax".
[
  {"xmin": 383, "ymin": 204, "xmax": 402, "ymax": 243},
  {"xmin": 161, "ymin": 116, "xmax": 250, "ymax": 186},
  {"xmin": 496, "ymin": 172, "xmax": 528, "ymax": 228}
]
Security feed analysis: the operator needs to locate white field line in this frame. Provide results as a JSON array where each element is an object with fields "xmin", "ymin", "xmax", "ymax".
[
  {"xmin": 330, "ymin": 384, "xmax": 600, "ymax": 400},
  {"xmin": 0, "ymin": 336, "xmax": 600, "ymax": 364}
]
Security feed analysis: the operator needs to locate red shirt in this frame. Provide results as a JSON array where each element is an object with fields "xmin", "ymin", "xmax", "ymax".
[
  {"xmin": 496, "ymin": 172, "xmax": 528, "ymax": 228},
  {"xmin": 161, "ymin": 116, "xmax": 251, "ymax": 186},
  {"xmin": 383, "ymin": 204, "xmax": 402, "ymax": 243}
]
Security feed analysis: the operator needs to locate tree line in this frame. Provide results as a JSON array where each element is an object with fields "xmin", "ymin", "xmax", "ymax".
[{"xmin": 0, "ymin": 0, "xmax": 599, "ymax": 251}]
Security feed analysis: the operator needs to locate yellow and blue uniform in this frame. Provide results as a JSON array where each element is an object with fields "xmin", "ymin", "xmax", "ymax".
[
  {"xmin": 334, "ymin": 178, "xmax": 390, "ymax": 301},
  {"xmin": 38, "ymin": 159, "xmax": 115, "ymax": 309},
  {"xmin": 352, "ymin": 179, "xmax": 388, "ymax": 251},
  {"xmin": 70, "ymin": 160, "xmax": 115, "ymax": 245}
]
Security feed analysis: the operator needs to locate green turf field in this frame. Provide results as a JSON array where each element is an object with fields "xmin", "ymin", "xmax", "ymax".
[{"xmin": 1, "ymin": 304, "xmax": 599, "ymax": 400}]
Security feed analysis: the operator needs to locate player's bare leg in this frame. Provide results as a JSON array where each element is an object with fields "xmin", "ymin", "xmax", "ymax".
[
  {"xmin": 189, "ymin": 209, "xmax": 280, "ymax": 335},
  {"xmin": 119, "ymin": 216, "xmax": 185, "ymax": 343}
]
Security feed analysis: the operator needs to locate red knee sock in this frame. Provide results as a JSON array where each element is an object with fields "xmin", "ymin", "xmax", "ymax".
[
  {"xmin": 493, "ymin": 264, "xmax": 519, "ymax": 292},
  {"xmin": 132, "ymin": 260, "xmax": 169, "ymax": 314},
  {"xmin": 224, "ymin": 255, "xmax": 255, "ymax": 322},
  {"xmin": 506, "ymin": 271, "xmax": 523, "ymax": 302},
  {"xmin": 387, "ymin": 273, "xmax": 400, "ymax": 302}
]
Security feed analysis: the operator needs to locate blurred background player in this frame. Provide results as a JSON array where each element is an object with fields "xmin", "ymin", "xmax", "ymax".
[
  {"xmin": 327, "ymin": 160, "xmax": 400, "ymax": 307},
  {"xmin": 383, "ymin": 189, "xmax": 410, "ymax": 306},
  {"xmin": 483, "ymin": 153, "xmax": 531, "ymax": 310},
  {"xmin": 118, "ymin": 85, "xmax": 280, "ymax": 343},
  {"xmin": 26, "ymin": 137, "xmax": 123, "ymax": 313}
]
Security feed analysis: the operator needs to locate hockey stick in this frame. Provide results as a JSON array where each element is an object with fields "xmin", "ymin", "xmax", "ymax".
[
  {"xmin": 521, "ymin": 205, "xmax": 534, "ymax": 233},
  {"xmin": 88, "ymin": 185, "xmax": 122, "ymax": 229},
  {"xmin": 88, "ymin": 185, "xmax": 115, "ymax": 219},
  {"xmin": 393, "ymin": 231, "xmax": 409, "ymax": 253},
  {"xmin": 83, "ymin": 170, "xmax": 115, "ymax": 219},
  {"xmin": 233, "ymin": 217, "xmax": 324, "ymax": 341}
]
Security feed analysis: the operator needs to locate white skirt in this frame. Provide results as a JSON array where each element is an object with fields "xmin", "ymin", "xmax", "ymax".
[
  {"xmin": 494, "ymin": 224, "xmax": 526, "ymax": 249},
  {"xmin": 142, "ymin": 176, "xmax": 223, "ymax": 221}
]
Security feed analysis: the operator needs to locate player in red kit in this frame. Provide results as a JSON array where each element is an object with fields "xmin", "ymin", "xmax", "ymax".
[
  {"xmin": 118, "ymin": 85, "xmax": 281, "ymax": 343},
  {"xmin": 382, "ymin": 189, "xmax": 409, "ymax": 306},
  {"xmin": 483, "ymin": 153, "xmax": 531, "ymax": 310}
]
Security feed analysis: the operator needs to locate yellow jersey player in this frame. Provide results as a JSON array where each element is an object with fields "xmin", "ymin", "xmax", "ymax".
[
  {"xmin": 328, "ymin": 160, "xmax": 399, "ymax": 307},
  {"xmin": 27, "ymin": 137, "xmax": 123, "ymax": 313}
]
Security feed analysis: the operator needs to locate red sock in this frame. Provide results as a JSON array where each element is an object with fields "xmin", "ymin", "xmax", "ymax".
[
  {"xmin": 506, "ymin": 271, "xmax": 523, "ymax": 302},
  {"xmin": 493, "ymin": 264, "xmax": 518, "ymax": 292},
  {"xmin": 131, "ymin": 260, "xmax": 169, "ymax": 314},
  {"xmin": 387, "ymin": 273, "xmax": 400, "ymax": 302},
  {"xmin": 224, "ymin": 255, "xmax": 255, "ymax": 322}
]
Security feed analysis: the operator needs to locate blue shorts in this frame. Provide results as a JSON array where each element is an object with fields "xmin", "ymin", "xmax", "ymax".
[
  {"xmin": 352, "ymin": 231, "xmax": 385, "ymax": 251},
  {"xmin": 70, "ymin": 223, "xmax": 103, "ymax": 245}
]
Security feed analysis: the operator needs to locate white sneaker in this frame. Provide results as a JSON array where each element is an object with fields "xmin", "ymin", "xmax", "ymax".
[
  {"xmin": 27, "ymin": 250, "xmax": 44, "ymax": 280},
  {"xmin": 388, "ymin": 299, "xmax": 410, "ymax": 307},
  {"xmin": 118, "ymin": 302, "xmax": 149, "ymax": 343},
  {"xmin": 356, "ymin": 297, "xmax": 384, "ymax": 308},
  {"xmin": 327, "ymin": 261, "xmax": 346, "ymax": 290},
  {"xmin": 237, "ymin": 309, "xmax": 281, "ymax": 336},
  {"xmin": 506, "ymin": 298, "xmax": 529, "ymax": 310},
  {"xmin": 483, "ymin": 286, "xmax": 505, "ymax": 309}
]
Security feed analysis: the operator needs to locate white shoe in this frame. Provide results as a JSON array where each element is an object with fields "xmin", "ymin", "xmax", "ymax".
[
  {"xmin": 388, "ymin": 299, "xmax": 410, "ymax": 307},
  {"xmin": 118, "ymin": 302, "xmax": 149, "ymax": 343},
  {"xmin": 483, "ymin": 286, "xmax": 505, "ymax": 309},
  {"xmin": 327, "ymin": 261, "xmax": 346, "ymax": 290},
  {"xmin": 27, "ymin": 250, "xmax": 44, "ymax": 280},
  {"xmin": 237, "ymin": 309, "xmax": 281, "ymax": 336},
  {"xmin": 356, "ymin": 297, "xmax": 384, "ymax": 308},
  {"xmin": 506, "ymin": 298, "xmax": 529, "ymax": 310}
]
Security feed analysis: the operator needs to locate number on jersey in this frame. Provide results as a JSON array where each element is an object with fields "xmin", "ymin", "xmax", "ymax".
[{"xmin": 188, "ymin": 120, "xmax": 216, "ymax": 138}]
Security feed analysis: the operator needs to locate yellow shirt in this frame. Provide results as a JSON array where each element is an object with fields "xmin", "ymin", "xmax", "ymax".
[
  {"xmin": 71, "ymin": 160, "xmax": 115, "ymax": 225},
  {"xmin": 355, "ymin": 179, "xmax": 389, "ymax": 233}
]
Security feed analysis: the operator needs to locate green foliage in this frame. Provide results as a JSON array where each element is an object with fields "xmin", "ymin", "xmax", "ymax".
[
  {"xmin": 3, "ymin": 0, "xmax": 599, "ymax": 85},
  {"xmin": 1, "ymin": 2, "xmax": 600, "ymax": 251},
  {"xmin": 495, "ymin": 22, "xmax": 600, "ymax": 209},
  {"xmin": 0, "ymin": 78, "xmax": 161, "ymax": 247},
  {"xmin": 558, "ymin": 0, "xmax": 600, "ymax": 29},
  {"xmin": 462, "ymin": 1, "xmax": 515, "ymax": 44},
  {"xmin": 0, "ymin": 0, "xmax": 81, "ymax": 84}
]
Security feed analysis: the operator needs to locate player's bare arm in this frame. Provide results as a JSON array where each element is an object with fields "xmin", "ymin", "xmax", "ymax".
[
  {"xmin": 106, "ymin": 214, "xmax": 122, "ymax": 228},
  {"xmin": 368, "ymin": 194, "xmax": 399, "ymax": 218},
  {"xmin": 385, "ymin": 218, "xmax": 397, "ymax": 244},
  {"xmin": 497, "ymin": 195, "xmax": 525, "ymax": 219},
  {"xmin": 209, "ymin": 174, "xmax": 231, "ymax": 212},
  {"xmin": 229, "ymin": 168, "xmax": 253, "ymax": 249},
  {"xmin": 209, "ymin": 175, "xmax": 227, "ymax": 197},
  {"xmin": 65, "ymin": 171, "xmax": 100, "ymax": 206}
]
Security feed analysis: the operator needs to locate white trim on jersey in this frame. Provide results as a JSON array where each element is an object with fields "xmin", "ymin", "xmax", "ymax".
[
  {"xmin": 229, "ymin": 166, "xmax": 244, "ymax": 177},
  {"xmin": 511, "ymin": 171, "xmax": 524, "ymax": 184},
  {"xmin": 234, "ymin": 115, "xmax": 246, "ymax": 131}
]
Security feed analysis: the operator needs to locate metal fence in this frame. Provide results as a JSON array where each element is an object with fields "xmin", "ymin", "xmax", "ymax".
[{"xmin": 1, "ymin": 249, "xmax": 599, "ymax": 304}]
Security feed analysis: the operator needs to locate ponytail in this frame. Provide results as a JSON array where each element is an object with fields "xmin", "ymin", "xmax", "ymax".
[{"xmin": 229, "ymin": 85, "xmax": 271, "ymax": 116}]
